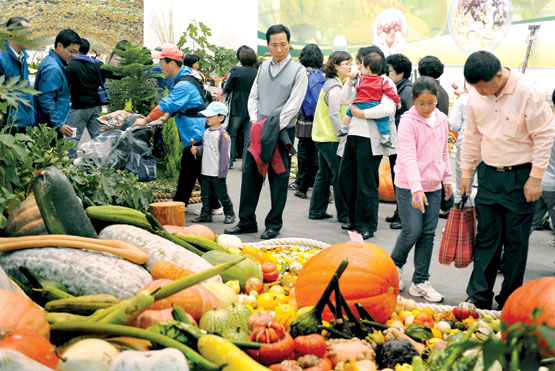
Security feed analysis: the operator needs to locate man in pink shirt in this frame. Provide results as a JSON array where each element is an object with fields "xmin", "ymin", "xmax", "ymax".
[{"xmin": 460, "ymin": 51, "xmax": 555, "ymax": 310}]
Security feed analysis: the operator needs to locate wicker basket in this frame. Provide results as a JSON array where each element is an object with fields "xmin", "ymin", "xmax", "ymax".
[{"xmin": 249, "ymin": 238, "xmax": 502, "ymax": 319}]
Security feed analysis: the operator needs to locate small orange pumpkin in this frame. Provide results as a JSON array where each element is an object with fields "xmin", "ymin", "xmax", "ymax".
[
  {"xmin": 295, "ymin": 241, "xmax": 398, "ymax": 324},
  {"xmin": 0, "ymin": 289, "xmax": 50, "ymax": 339},
  {"xmin": 142, "ymin": 280, "xmax": 221, "ymax": 322},
  {"xmin": 378, "ymin": 161, "xmax": 396, "ymax": 202},
  {"xmin": 182, "ymin": 224, "xmax": 216, "ymax": 241},
  {"xmin": 500, "ymin": 277, "xmax": 555, "ymax": 356},
  {"xmin": 0, "ymin": 329, "xmax": 59, "ymax": 368}
]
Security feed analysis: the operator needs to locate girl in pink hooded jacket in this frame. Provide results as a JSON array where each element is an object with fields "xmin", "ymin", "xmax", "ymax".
[{"xmin": 391, "ymin": 76, "xmax": 453, "ymax": 303}]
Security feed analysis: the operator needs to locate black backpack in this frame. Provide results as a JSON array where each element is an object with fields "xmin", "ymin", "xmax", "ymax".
[{"xmin": 173, "ymin": 75, "xmax": 210, "ymax": 117}]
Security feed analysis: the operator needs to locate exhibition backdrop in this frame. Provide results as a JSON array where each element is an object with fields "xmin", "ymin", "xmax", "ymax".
[
  {"xmin": 258, "ymin": 0, "xmax": 555, "ymax": 67},
  {"xmin": 0, "ymin": 0, "xmax": 143, "ymax": 55}
]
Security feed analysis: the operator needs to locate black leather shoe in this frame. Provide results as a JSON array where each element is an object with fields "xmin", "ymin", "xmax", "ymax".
[
  {"xmin": 294, "ymin": 190, "xmax": 308, "ymax": 199},
  {"xmin": 390, "ymin": 221, "xmax": 402, "ymax": 230},
  {"xmin": 224, "ymin": 224, "xmax": 257, "ymax": 234},
  {"xmin": 361, "ymin": 231, "xmax": 374, "ymax": 240},
  {"xmin": 465, "ymin": 297, "xmax": 492, "ymax": 310},
  {"xmin": 192, "ymin": 216, "xmax": 212, "ymax": 223},
  {"xmin": 261, "ymin": 228, "xmax": 279, "ymax": 240},
  {"xmin": 223, "ymin": 215, "xmax": 235, "ymax": 224},
  {"xmin": 341, "ymin": 223, "xmax": 353, "ymax": 230},
  {"xmin": 386, "ymin": 211, "xmax": 399, "ymax": 223},
  {"xmin": 309, "ymin": 213, "xmax": 333, "ymax": 220}
]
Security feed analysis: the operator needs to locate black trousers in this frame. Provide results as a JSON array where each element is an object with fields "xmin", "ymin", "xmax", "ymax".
[
  {"xmin": 309, "ymin": 142, "xmax": 348, "ymax": 221},
  {"xmin": 174, "ymin": 147, "xmax": 220, "ymax": 209},
  {"xmin": 466, "ymin": 162, "xmax": 536, "ymax": 309},
  {"xmin": 296, "ymin": 137, "xmax": 318, "ymax": 193},
  {"xmin": 174, "ymin": 147, "xmax": 202, "ymax": 205},
  {"xmin": 338, "ymin": 135, "xmax": 382, "ymax": 233},
  {"xmin": 237, "ymin": 128, "xmax": 294, "ymax": 230},
  {"xmin": 200, "ymin": 175, "xmax": 234, "ymax": 217},
  {"xmin": 388, "ymin": 154, "xmax": 399, "ymax": 215},
  {"xmin": 227, "ymin": 115, "xmax": 250, "ymax": 163}
]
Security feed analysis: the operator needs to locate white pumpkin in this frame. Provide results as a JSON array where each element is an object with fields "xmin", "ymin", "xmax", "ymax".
[
  {"xmin": 58, "ymin": 338, "xmax": 120, "ymax": 371},
  {"xmin": 201, "ymin": 281, "xmax": 238, "ymax": 308}
]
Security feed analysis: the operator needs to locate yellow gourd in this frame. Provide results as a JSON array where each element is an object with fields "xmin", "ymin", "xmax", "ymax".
[
  {"xmin": 198, "ymin": 334, "xmax": 270, "ymax": 371},
  {"xmin": 274, "ymin": 304, "xmax": 296, "ymax": 329}
]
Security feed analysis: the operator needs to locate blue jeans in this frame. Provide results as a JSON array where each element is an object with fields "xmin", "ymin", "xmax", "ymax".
[
  {"xmin": 346, "ymin": 101, "xmax": 390, "ymax": 135},
  {"xmin": 391, "ymin": 187, "xmax": 442, "ymax": 284}
]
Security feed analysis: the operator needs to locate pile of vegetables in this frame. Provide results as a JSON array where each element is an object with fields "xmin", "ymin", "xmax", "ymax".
[{"xmin": 1, "ymin": 166, "xmax": 554, "ymax": 370}]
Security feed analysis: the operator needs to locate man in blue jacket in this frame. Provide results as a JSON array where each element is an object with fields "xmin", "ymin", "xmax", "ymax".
[
  {"xmin": 132, "ymin": 45, "xmax": 206, "ymax": 205},
  {"xmin": 0, "ymin": 17, "xmax": 34, "ymax": 133},
  {"xmin": 34, "ymin": 28, "xmax": 81, "ymax": 138}
]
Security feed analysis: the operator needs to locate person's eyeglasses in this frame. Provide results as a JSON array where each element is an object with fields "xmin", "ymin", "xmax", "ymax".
[
  {"xmin": 415, "ymin": 102, "xmax": 437, "ymax": 108},
  {"xmin": 66, "ymin": 47, "xmax": 79, "ymax": 55}
]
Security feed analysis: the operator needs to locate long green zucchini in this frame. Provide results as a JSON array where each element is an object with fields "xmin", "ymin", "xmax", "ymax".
[{"xmin": 86, "ymin": 205, "xmax": 154, "ymax": 232}]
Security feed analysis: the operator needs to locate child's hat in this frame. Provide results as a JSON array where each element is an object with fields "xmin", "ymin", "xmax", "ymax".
[{"xmin": 200, "ymin": 102, "xmax": 228, "ymax": 117}]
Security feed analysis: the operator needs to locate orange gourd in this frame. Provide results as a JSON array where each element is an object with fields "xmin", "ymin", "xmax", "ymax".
[
  {"xmin": 5, "ymin": 195, "xmax": 47, "ymax": 237},
  {"xmin": 378, "ymin": 161, "xmax": 396, "ymax": 202},
  {"xmin": 0, "ymin": 289, "xmax": 50, "ymax": 339},
  {"xmin": 151, "ymin": 260, "xmax": 194, "ymax": 281},
  {"xmin": 295, "ymin": 241, "xmax": 398, "ymax": 324},
  {"xmin": 182, "ymin": 224, "xmax": 216, "ymax": 241},
  {"xmin": 0, "ymin": 329, "xmax": 59, "ymax": 369},
  {"xmin": 500, "ymin": 277, "xmax": 555, "ymax": 356},
  {"xmin": 142, "ymin": 280, "xmax": 221, "ymax": 322}
]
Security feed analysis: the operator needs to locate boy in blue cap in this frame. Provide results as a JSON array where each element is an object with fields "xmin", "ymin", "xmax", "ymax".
[{"xmin": 191, "ymin": 102, "xmax": 236, "ymax": 224}]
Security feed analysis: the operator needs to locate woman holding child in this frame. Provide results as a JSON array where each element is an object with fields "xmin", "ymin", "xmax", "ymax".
[
  {"xmin": 338, "ymin": 46, "xmax": 398, "ymax": 239},
  {"xmin": 308, "ymin": 51, "xmax": 351, "ymax": 223}
]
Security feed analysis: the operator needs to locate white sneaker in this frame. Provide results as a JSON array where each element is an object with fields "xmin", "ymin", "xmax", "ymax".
[
  {"xmin": 408, "ymin": 281, "xmax": 443, "ymax": 302},
  {"xmin": 212, "ymin": 207, "xmax": 224, "ymax": 215},
  {"xmin": 397, "ymin": 266, "xmax": 404, "ymax": 291}
]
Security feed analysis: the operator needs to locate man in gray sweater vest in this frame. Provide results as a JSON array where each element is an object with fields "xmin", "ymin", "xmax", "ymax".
[{"xmin": 225, "ymin": 24, "xmax": 308, "ymax": 239}]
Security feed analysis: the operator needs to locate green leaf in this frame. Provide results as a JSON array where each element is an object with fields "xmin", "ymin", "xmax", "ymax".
[
  {"xmin": 482, "ymin": 337, "xmax": 505, "ymax": 370},
  {"xmin": 538, "ymin": 324, "xmax": 555, "ymax": 351}
]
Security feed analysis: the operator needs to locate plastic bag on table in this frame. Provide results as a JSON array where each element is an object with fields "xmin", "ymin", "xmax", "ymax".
[{"xmin": 78, "ymin": 129, "xmax": 127, "ymax": 169}]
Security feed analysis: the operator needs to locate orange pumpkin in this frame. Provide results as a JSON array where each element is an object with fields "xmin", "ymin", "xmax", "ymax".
[
  {"xmin": 151, "ymin": 260, "xmax": 194, "ymax": 281},
  {"xmin": 142, "ymin": 280, "xmax": 221, "ymax": 322},
  {"xmin": 500, "ymin": 277, "xmax": 555, "ymax": 356},
  {"xmin": 182, "ymin": 224, "xmax": 216, "ymax": 241},
  {"xmin": 0, "ymin": 329, "xmax": 59, "ymax": 369},
  {"xmin": 378, "ymin": 161, "xmax": 396, "ymax": 202},
  {"xmin": 295, "ymin": 241, "xmax": 398, "ymax": 324},
  {"xmin": 0, "ymin": 289, "xmax": 50, "ymax": 339}
]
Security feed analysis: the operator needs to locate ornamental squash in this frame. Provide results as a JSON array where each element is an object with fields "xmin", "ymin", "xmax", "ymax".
[
  {"xmin": 295, "ymin": 241, "xmax": 398, "ymax": 324},
  {"xmin": 500, "ymin": 276, "xmax": 555, "ymax": 356},
  {"xmin": 378, "ymin": 161, "xmax": 396, "ymax": 202},
  {"xmin": 0, "ymin": 289, "xmax": 50, "ymax": 339},
  {"xmin": 5, "ymin": 195, "xmax": 47, "ymax": 237},
  {"xmin": 142, "ymin": 280, "xmax": 221, "ymax": 322}
]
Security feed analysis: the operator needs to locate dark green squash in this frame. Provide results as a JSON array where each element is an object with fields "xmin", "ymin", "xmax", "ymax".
[{"xmin": 33, "ymin": 167, "xmax": 97, "ymax": 238}]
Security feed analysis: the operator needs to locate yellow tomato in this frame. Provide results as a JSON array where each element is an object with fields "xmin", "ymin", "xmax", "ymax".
[
  {"xmin": 431, "ymin": 328, "xmax": 443, "ymax": 339},
  {"xmin": 411, "ymin": 309, "xmax": 422, "ymax": 316},
  {"xmin": 398, "ymin": 311, "xmax": 413, "ymax": 321},
  {"xmin": 395, "ymin": 363, "xmax": 413, "ymax": 371},
  {"xmin": 422, "ymin": 307, "xmax": 438, "ymax": 317},
  {"xmin": 257, "ymin": 293, "xmax": 277, "ymax": 310},
  {"xmin": 321, "ymin": 320, "xmax": 330, "ymax": 336}
]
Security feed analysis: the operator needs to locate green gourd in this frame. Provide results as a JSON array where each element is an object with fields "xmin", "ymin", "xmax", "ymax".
[{"xmin": 33, "ymin": 167, "xmax": 97, "ymax": 238}]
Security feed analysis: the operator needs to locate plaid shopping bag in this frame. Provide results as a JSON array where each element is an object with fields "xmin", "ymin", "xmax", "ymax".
[
  {"xmin": 439, "ymin": 195, "xmax": 476, "ymax": 267},
  {"xmin": 454, "ymin": 199, "xmax": 476, "ymax": 268},
  {"xmin": 439, "ymin": 206, "xmax": 460, "ymax": 265}
]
